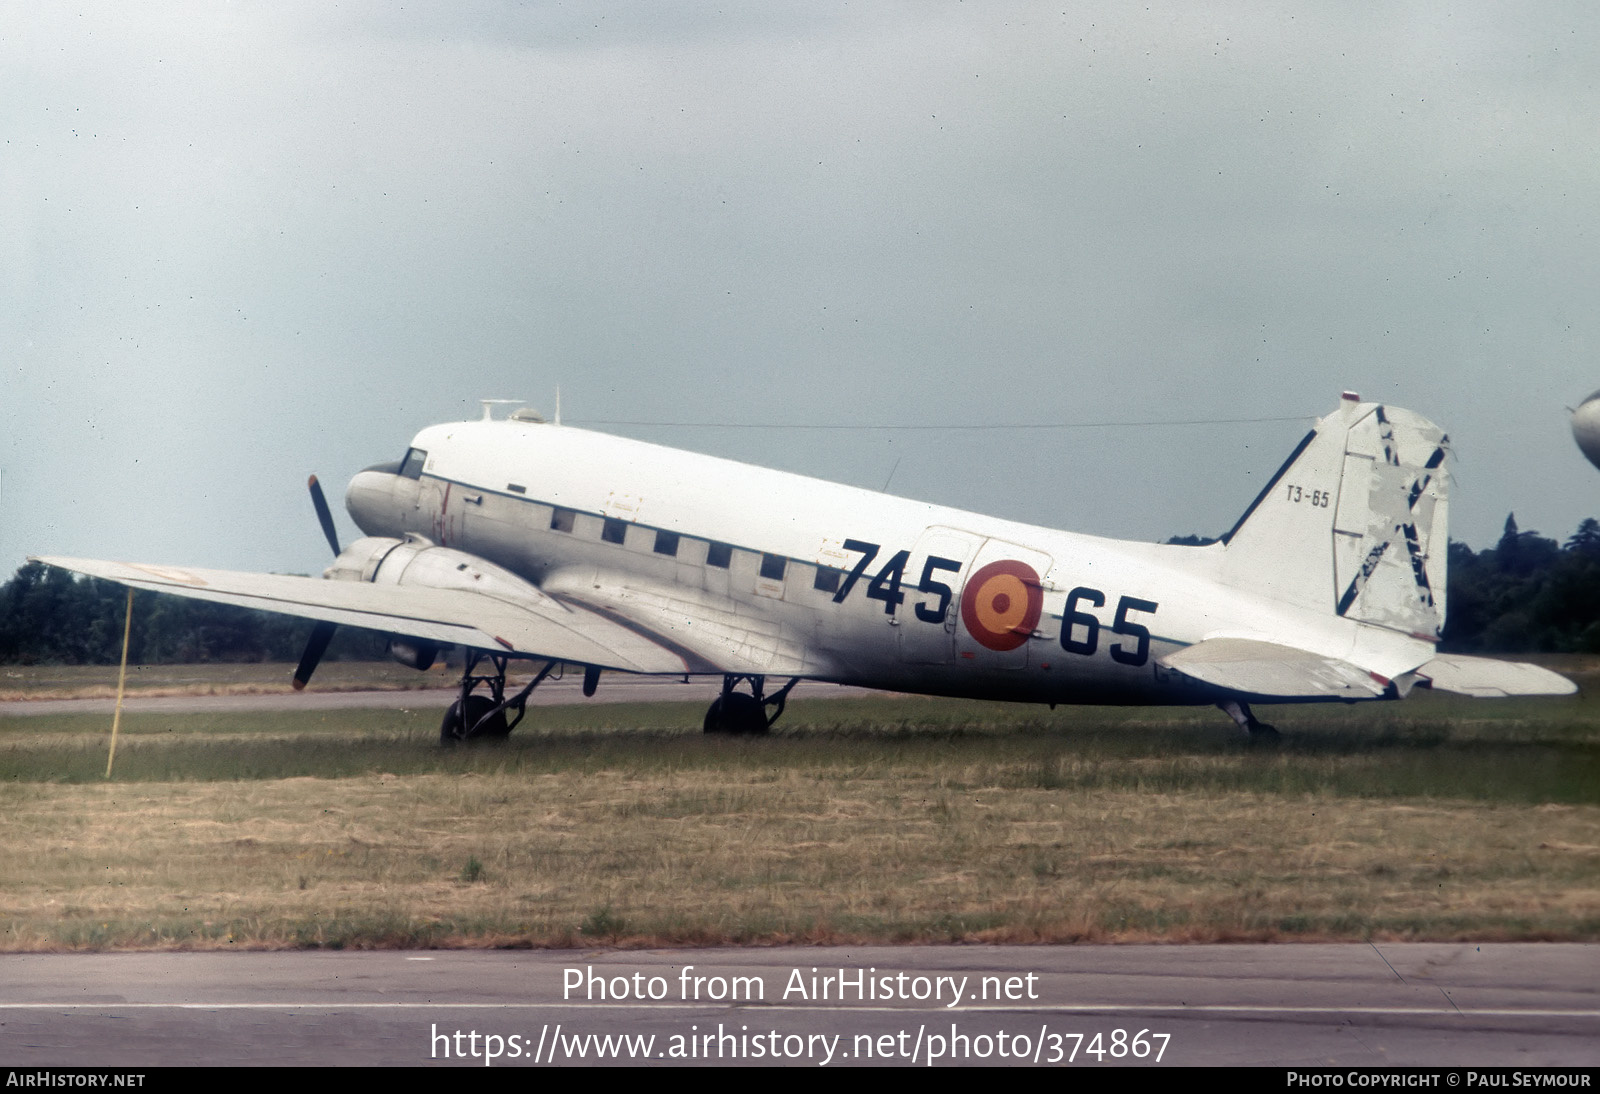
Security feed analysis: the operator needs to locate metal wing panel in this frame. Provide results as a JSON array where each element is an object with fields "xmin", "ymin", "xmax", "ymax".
[{"xmin": 29, "ymin": 556, "xmax": 690, "ymax": 674}]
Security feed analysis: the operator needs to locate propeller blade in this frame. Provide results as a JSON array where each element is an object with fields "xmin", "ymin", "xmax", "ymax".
[
  {"xmin": 292, "ymin": 620, "xmax": 338, "ymax": 691},
  {"xmin": 308, "ymin": 475, "xmax": 341, "ymax": 557}
]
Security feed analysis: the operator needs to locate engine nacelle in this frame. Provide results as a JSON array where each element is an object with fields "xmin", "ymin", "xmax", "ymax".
[
  {"xmin": 323, "ymin": 535, "xmax": 410, "ymax": 583},
  {"xmin": 322, "ymin": 535, "xmax": 555, "ymax": 648},
  {"xmin": 387, "ymin": 637, "xmax": 440, "ymax": 671}
]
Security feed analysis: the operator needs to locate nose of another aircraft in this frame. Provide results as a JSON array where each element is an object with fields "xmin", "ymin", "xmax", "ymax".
[{"xmin": 1573, "ymin": 391, "xmax": 1600, "ymax": 472}]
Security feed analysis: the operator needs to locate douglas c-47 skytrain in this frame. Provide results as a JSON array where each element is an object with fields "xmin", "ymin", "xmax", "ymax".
[{"xmin": 35, "ymin": 392, "xmax": 1574, "ymax": 741}]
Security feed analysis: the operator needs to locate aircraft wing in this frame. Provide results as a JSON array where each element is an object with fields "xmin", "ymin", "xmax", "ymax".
[
  {"xmin": 29, "ymin": 556, "xmax": 693, "ymax": 674},
  {"xmin": 1413, "ymin": 653, "xmax": 1577, "ymax": 697},
  {"xmin": 1159, "ymin": 637, "xmax": 1390, "ymax": 700}
]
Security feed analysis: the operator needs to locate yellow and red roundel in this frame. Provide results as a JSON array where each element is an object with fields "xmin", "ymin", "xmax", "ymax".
[{"xmin": 960, "ymin": 560, "xmax": 1043, "ymax": 652}]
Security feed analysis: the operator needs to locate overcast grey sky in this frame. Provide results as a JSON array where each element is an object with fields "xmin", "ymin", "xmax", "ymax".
[{"xmin": 5, "ymin": 1, "xmax": 1597, "ymax": 576}]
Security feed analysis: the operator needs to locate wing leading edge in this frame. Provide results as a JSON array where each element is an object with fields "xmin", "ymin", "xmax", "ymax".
[{"xmin": 30, "ymin": 556, "xmax": 692, "ymax": 675}]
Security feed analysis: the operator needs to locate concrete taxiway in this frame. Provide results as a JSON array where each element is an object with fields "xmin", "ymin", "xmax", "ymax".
[{"xmin": 2, "ymin": 944, "xmax": 1596, "ymax": 1067}]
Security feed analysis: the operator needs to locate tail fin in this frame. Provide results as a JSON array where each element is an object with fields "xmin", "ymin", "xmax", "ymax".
[{"xmin": 1220, "ymin": 395, "xmax": 1450, "ymax": 640}]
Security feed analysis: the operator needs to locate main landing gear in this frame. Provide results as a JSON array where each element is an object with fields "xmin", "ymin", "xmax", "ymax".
[
  {"xmin": 703, "ymin": 674, "xmax": 800, "ymax": 736},
  {"xmin": 1217, "ymin": 699, "xmax": 1281, "ymax": 741},
  {"xmin": 439, "ymin": 652, "xmax": 557, "ymax": 745}
]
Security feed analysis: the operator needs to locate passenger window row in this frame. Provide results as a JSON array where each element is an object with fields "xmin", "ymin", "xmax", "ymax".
[{"xmin": 538, "ymin": 504, "xmax": 849, "ymax": 594}]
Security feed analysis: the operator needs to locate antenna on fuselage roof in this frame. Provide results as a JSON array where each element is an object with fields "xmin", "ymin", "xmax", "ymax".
[
  {"xmin": 479, "ymin": 399, "xmax": 524, "ymax": 421},
  {"xmin": 555, "ymin": 386, "xmax": 561, "ymax": 426}
]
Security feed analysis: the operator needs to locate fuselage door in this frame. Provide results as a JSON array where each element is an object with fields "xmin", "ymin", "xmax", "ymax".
[
  {"xmin": 414, "ymin": 464, "xmax": 464, "ymax": 547},
  {"xmin": 413, "ymin": 474, "xmax": 444, "ymax": 535},
  {"xmin": 952, "ymin": 536, "xmax": 1055, "ymax": 670},
  {"xmin": 434, "ymin": 480, "xmax": 468, "ymax": 547},
  {"xmin": 897, "ymin": 527, "xmax": 981, "ymax": 664}
]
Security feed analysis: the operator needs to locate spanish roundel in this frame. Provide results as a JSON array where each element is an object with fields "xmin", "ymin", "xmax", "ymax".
[{"xmin": 960, "ymin": 560, "xmax": 1043, "ymax": 652}]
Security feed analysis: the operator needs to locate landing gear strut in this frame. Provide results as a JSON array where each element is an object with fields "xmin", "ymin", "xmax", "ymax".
[
  {"xmin": 1218, "ymin": 699, "xmax": 1280, "ymax": 741},
  {"xmin": 439, "ymin": 652, "xmax": 556, "ymax": 745},
  {"xmin": 703, "ymin": 674, "xmax": 799, "ymax": 736}
]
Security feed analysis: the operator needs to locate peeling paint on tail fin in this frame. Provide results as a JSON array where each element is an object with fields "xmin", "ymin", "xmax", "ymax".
[{"xmin": 1221, "ymin": 398, "xmax": 1449, "ymax": 640}]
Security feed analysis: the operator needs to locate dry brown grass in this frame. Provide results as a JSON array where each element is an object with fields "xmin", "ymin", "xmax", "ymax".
[
  {"xmin": 2, "ymin": 758, "xmax": 1595, "ymax": 950},
  {"xmin": 3, "ymin": 661, "xmax": 1596, "ymax": 949}
]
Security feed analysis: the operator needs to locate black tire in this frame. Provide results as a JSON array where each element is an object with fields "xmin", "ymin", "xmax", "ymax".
[
  {"xmin": 1246, "ymin": 720, "xmax": 1282, "ymax": 744},
  {"xmin": 440, "ymin": 695, "xmax": 509, "ymax": 744},
  {"xmin": 702, "ymin": 693, "xmax": 769, "ymax": 736},
  {"xmin": 440, "ymin": 701, "xmax": 463, "ymax": 745}
]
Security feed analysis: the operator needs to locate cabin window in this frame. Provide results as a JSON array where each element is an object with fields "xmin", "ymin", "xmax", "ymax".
[
  {"xmin": 760, "ymin": 553, "xmax": 787, "ymax": 581},
  {"xmin": 399, "ymin": 448, "xmax": 427, "ymax": 480},
  {"xmin": 813, "ymin": 566, "xmax": 841, "ymax": 594},
  {"xmin": 550, "ymin": 508, "xmax": 576, "ymax": 533},
  {"xmin": 654, "ymin": 530, "xmax": 680, "ymax": 556},
  {"xmin": 602, "ymin": 518, "xmax": 628, "ymax": 545},
  {"xmin": 507, "ymin": 484, "xmax": 526, "ymax": 495},
  {"xmin": 706, "ymin": 542, "xmax": 732, "ymax": 568}
]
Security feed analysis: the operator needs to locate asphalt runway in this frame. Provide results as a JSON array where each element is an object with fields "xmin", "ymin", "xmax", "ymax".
[{"xmin": 2, "ymin": 944, "xmax": 1596, "ymax": 1067}]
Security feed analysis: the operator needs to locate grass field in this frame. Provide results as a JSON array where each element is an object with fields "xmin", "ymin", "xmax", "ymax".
[
  {"xmin": 0, "ymin": 659, "xmax": 452, "ymax": 700},
  {"xmin": 1, "ymin": 661, "xmax": 1597, "ymax": 950}
]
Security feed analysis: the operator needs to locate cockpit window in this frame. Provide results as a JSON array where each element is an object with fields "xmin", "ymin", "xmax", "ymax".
[{"xmin": 398, "ymin": 448, "xmax": 427, "ymax": 480}]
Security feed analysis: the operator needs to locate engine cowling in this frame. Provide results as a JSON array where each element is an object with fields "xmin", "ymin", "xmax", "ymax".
[
  {"xmin": 386, "ymin": 637, "xmax": 439, "ymax": 671},
  {"xmin": 321, "ymin": 535, "xmax": 555, "ymax": 668}
]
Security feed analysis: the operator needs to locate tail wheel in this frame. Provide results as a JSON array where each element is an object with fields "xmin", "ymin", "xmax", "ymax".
[
  {"xmin": 440, "ymin": 694, "xmax": 509, "ymax": 744},
  {"xmin": 702, "ymin": 693, "xmax": 769, "ymax": 736}
]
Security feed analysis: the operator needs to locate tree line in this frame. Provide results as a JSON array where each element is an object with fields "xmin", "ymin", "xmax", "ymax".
[
  {"xmin": 1, "ymin": 516, "xmax": 1597, "ymax": 665},
  {"xmin": 1442, "ymin": 515, "xmax": 1600, "ymax": 653},
  {"xmin": 0, "ymin": 562, "xmax": 385, "ymax": 665}
]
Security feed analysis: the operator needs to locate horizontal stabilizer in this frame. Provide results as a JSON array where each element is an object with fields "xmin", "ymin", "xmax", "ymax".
[
  {"xmin": 1160, "ymin": 637, "xmax": 1389, "ymax": 700},
  {"xmin": 29, "ymin": 556, "xmax": 692, "ymax": 675},
  {"xmin": 1414, "ymin": 654, "xmax": 1577, "ymax": 698}
]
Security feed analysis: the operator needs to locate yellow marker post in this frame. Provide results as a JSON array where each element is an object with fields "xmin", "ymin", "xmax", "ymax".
[{"xmin": 106, "ymin": 588, "xmax": 134, "ymax": 780}]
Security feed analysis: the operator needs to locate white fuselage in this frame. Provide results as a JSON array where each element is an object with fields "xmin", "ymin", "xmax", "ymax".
[{"xmin": 343, "ymin": 418, "xmax": 1429, "ymax": 705}]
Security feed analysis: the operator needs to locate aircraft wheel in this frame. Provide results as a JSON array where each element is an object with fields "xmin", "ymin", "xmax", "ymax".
[
  {"xmin": 702, "ymin": 693, "xmax": 769, "ymax": 736},
  {"xmin": 440, "ymin": 695, "xmax": 509, "ymax": 744},
  {"xmin": 1246, "ymin": 719, "xmax": 1281, "ymax": 743},
  {"xmin": 702, "ymin": 698, "xmax": 730, "ymax": 734}
]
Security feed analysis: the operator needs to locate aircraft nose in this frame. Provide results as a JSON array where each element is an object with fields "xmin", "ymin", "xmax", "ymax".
[
  {"xmin": 345, "ymin": 469, "xmax": 407, "ymax": 537},
  {"xmin": 1573, "ymin": 390, "xmax": 1600, "ymax": 472}
]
